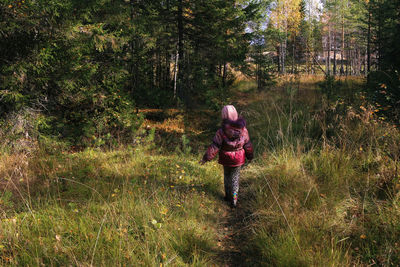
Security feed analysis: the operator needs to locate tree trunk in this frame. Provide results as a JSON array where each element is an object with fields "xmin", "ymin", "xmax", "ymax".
[
  {"xmin": 165, "ymin": 51, "xmax": 170, "ymax": 90},
  {"xmin": 173, "ymin": 46, "xmax": 179, "ymax": 99},
  {"xmin": 340, "ymin": 15, "xmax": 345, "ymax": 75},
  {"xmin": 327, "ymin": 23, "xmax": 331, "ymax": 76},
  {"xmin": 282, "ymin": 34, "xmax": 287, "ymax": 74},
  {"xmin": 333, "ymin": 32, "xmax": 337, "ymax": 76},
  {"xmin": 367, "ymin": 6, "xmax": 371, "ymax": 73},
  {"xmin": 165, "ymin": 0, "xmax": 171, "ymax": 91},
  {"xmin": 177, "ymin": 0, "xmax": 184, "ymax": 100},
  {"xmin": 277, "ymin": 45, "xmax": 281, "ymax": 73},
  {"xmin": 257, "ymin": 59, "xmax": 261, "ymax": 90},
  {"xmin": 222, "ymin": 63, "xmax": 227, "ymax": 88},
  {"xmin": 364, "ymin": 46, "xmax": 368, "ymax": 76},
  {"xmin": 310, "ymin": 42, "xmax": 314, "ymax": 74},
  {"xmin": 157, "ymin": 45, "xmax": 161, "ymax": 87},
  {"xmin": 345, "ymin": 39, "xmax": 349, "ymax": 76},
  {"xmin": 292, "ymin": 36, "xmax": 295, "ymax": 74},
  {"xmin": 358, "ymin": 49, "xmax": 361, "ymax": 76},
  {"xmin": 280, "ymin": 41, "xmax": 284, "ymax": 74},
  {"xmin": 130, "ymin": 0, "xmax": 137, "ymax": 94},
  {"xmin": 350, "ymin": 49, "xmax": 353, "ymax": 75}
]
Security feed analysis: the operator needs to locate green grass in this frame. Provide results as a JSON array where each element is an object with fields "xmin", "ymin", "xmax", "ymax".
[
  {"xmin": 237, "ymin": 78, "xmax": 400, "ymax": 266},
  {"xmin": 0, "ymin": 147, "xmax": 225, "ymax": 266},
  {"xmin": 232, "ymin": 80, "xmax": 258, "ymax": 93},
  {"xmin": 1, "ymin": 76, "xmax": 400, "ymax": 266}
]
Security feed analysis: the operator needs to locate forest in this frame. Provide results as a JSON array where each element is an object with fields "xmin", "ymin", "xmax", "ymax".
[{"xmin": 1, "ymin": 0, "xmax": 400, "ymax": 266}]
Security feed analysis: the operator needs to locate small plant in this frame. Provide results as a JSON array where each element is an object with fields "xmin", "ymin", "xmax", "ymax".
[
  {"xmin": 319, "ymin": 74, "xmax": 336, "ymax": 100},
  {"xmin": 0, "ymin": 191, "xmax": 13, "ymax": 209},
  {"xmin": 181, "ymin": 134, "xmax": 192, "ymax": 155}
]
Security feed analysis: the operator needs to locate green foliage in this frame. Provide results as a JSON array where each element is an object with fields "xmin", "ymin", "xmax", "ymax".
[
  {"xmin": 0, "ymin": 0, "xmax": 145, "ymax": 146},
  {"xmin": 0, "ymin": 0, "xmax": 261, "ymax": 147},
  {"xmin": 0, "ymin": 191, "xmax": 13, "ymax": 210},
  {"xmin": 180, "ymin": 134, "xmax": 192, "ymax": 155},
  {"xmin": 205, "ymin": 86, "xmax": 232, "ymax": 111},
  {"xmin": 319, "ymin": 75, "xmax": 336, "ymax": 99},
  {"xmin": 365, "ymin": 0, "xmax": 400, "ymax": 122},
  {"xmin": 367, "ymin": 71, "xmax": 400, "ymax": 123}
]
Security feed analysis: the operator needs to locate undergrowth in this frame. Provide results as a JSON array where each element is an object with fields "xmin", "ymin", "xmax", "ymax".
[
  {"xmin": 1, "ymin": 76, "xmax": 399, "ymax": 266},
  {"xmin": 239, "ymin": 76, "xmax": 400, "ymax": 266}
]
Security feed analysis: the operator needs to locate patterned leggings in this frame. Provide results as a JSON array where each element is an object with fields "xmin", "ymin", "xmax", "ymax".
[{"xmin": 223, "ymin": 166, "xmax": 241, "ymax": 201}]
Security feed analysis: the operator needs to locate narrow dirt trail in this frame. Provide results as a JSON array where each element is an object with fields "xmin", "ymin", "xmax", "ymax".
[{"xmin": 216, "ymin": 178, "xmax": 254, "ymax": 267}]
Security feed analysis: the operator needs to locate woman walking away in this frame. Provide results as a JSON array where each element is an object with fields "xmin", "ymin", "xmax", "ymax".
[{"xmin": 200, "ymin": 105, "xmax": 254, "ymax": 207}]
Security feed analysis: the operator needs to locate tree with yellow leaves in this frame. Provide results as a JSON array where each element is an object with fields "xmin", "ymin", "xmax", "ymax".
[{"xmin": 269, "ymin": 0, "xmax": 302, "ymax": 74}]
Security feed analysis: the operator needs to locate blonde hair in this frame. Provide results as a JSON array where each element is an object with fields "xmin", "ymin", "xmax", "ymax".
[{"xmin": 221, "ymin": 105, "xmax": 238, "ymax": 121}]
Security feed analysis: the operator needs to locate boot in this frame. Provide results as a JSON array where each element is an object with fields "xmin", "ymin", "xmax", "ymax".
[{"xmin": 224, "ymin": 189, "xmax": 232, "ymax": 202}]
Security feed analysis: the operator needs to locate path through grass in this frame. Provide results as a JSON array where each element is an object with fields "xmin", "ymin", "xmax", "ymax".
[{"xmin": 1, "ymin": 76, "xmax": 400, "ymax": 266}]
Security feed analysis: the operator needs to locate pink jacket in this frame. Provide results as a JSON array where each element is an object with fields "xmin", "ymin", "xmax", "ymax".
[{"xmin": 203, "ymin": 118, "xmax": 254, "ymax": 167}]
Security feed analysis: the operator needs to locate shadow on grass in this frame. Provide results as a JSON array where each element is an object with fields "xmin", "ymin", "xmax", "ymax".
[{"xmin": 171, "ymin": 228, "xmax": 217, "ymax": 265}]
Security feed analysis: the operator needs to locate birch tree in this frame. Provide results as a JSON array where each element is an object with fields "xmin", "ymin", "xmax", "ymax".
[{"xmin": 270, "ymin": 0, "xmax": 303, "ymax": 74}]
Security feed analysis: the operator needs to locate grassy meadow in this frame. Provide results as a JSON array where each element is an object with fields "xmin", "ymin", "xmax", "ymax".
[
  {"xmin": 0, "ymin": 146, "xmax": 226, "ymax": 265},
  {"xmin": 1, "ymin": 76, "xmax": 400, "ymax": 266}
]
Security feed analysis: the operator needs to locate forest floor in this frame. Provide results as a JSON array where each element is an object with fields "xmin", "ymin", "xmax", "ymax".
[{"xmin": 1, "ymin": 76, "xmax": 400, "ymax": 266}]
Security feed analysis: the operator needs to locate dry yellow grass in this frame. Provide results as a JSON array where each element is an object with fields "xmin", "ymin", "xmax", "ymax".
[{"xmin": 0, "ymin": 153, "xmax": 32, "ymax": 196}]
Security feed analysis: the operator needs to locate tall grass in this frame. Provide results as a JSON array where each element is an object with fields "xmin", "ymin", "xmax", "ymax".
[
  {"xmin": 0, "ymin": 145, "xmax": 226, "ymax": 266},
  {"xmin": 240, "ymin": 77, "xmax": 400, "ymax": 266},
  {"xmin": 1, "ymin": 76, "xmax": 399, "ymax": 266}
]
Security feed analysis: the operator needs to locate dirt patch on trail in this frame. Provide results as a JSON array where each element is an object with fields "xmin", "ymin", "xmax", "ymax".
[{"xmin": 215, "ymin": 179, "xmax": 255, "ymax": 267}]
